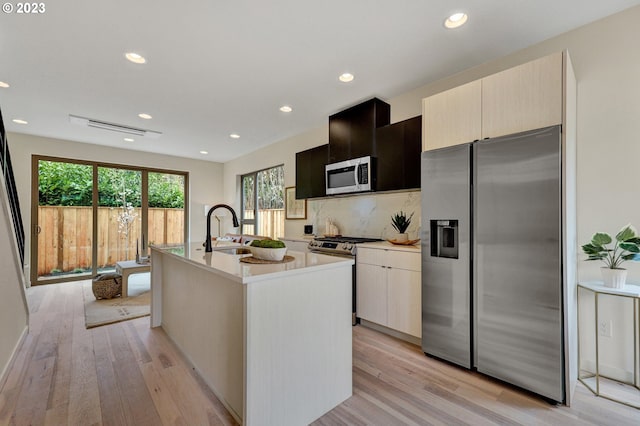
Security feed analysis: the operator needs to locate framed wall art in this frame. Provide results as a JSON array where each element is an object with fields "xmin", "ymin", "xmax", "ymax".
[{"xmin": 285, "ymin": 186, "xmax": 307, "ymax": 220}]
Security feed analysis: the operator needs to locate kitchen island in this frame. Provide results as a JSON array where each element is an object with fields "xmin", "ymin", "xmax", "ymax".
[{"xmin": 150, "ymin": 243, "xmax": 354, "ymax": 426}]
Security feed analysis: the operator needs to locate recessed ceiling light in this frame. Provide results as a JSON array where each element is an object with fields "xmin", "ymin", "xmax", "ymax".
[
  {"xmin": 280, "ymin": 105, "xmax": 292, "ymax": 113},
  {"xmin": 0, "ymin": 81, "xmax": 9, "ymax": 88},
  {"xmin": 138, "ymin": 113, "xmax": 152, "ymax": 119},
  {"xmin": 125, "ymin": 52, "xmax": 146, "ymax": 64},
  {"xmin": 124, "ymin": 137, "xmax": 135, "ymax": 142},
  {"xmin": 12, "ymin": 119, "xmax": 28, "ymax": 124},
  {"xmin": 230, "ymin": 133, "xmax": 240, "ymax": 139},
  {"xmin": 444, "ymin": 12, "xmax": 468, "ymax": 29},
  {"xmin": 200, "ymin": 150, "xmax": 208, "ymax": 155},
  {"xmin": 339, "ymin": 73, "xmax": 354, "ymax": 83}
]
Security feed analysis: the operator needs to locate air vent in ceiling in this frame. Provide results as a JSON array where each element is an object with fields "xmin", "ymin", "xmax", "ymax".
[{"xmin": 69, "ymin": 114, "xmax": 162, "ymax": 138}]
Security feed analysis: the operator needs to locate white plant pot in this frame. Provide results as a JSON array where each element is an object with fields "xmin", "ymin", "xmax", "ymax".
[
  {"xmin": 601, "ymin": 267, "xmax": 627, "ymax": 289},
  {"xmin": 396, "ymin": 233, "xmax": 408, "ymax": 242},
  {"xmin": 249, "ymin": 246, "xmax": 288, "ymax": 261}
]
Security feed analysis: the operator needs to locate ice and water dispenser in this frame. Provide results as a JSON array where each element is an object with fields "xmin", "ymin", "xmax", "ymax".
[{"xmin": 430, "ymin": 220, "xmax": 459, "ymax": 259}]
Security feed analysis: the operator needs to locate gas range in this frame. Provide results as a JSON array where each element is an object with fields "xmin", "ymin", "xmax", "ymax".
[{"xmin": 308, "ymin": 236, "xmax": 383, "ymax": 257}]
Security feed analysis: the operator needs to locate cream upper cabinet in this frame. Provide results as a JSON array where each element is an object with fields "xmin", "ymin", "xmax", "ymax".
[
  {"xmin": 422, "ymin": 51, "xmax": 566, "ymax": 151},
  {"xmin": 422, "ymin": 80, "xmax": 482, "ymax": 151},
  {"xmin": 482, "ymin": 52, "xmax": 563, "ymax": 139}
]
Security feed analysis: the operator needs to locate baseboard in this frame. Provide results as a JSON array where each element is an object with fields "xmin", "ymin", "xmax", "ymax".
[
  {"xmin": 359, "ymin": 319, "xmax": 421, "ymax": 346},
  {"xmin": 580, "ymin": 359, "xmax": 634, "ymax": 383},
  {"xmin": 0, "ymin": 325, "xmax": 29, "ymax": 391}
]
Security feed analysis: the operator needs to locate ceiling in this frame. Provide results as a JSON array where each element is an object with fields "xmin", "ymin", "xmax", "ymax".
[{"xmin": 1, "ymin": 1, "xmax": 639, "ymax": 163}]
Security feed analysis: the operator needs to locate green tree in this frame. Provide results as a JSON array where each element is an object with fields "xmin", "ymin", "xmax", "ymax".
[
  {"xmin": 38, "ymin": 161, "xmax": 184, "ymax": 209},
  {"xmin": 148, "ymin": 173, "xmax": 185, "ymax": 208},
  {"xmin": 257, "ymin": 166, "xmax": 284, "ymax": 209},
  {"xmin": 38, "ymin": 161, "xmax": 93, "ymax": 206},
  {"xmin": 98, "ymin": 168, "xmax": 142, "ymax": 207}
]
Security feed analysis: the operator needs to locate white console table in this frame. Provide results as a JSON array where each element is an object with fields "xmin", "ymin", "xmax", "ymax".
[
  {"xmin": 578, "ymin": 281, "xmax": 640, "ymax": 408},
  {"xmin": 115, "ymin": 260, "xmax": 151, "ymax": 298}
]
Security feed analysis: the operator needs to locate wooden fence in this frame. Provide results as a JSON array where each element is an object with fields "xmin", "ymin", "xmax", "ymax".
[
  {"xmin": 243, "ymin": 209, "xmax": 285, "ymax": 239},
  {"xmin": 36, "ymin": 206, "xmax": 284, "ymax": 276},
  {"xmin": 37, "ymin": 206, "xmax": 184, "ymax": 276}
]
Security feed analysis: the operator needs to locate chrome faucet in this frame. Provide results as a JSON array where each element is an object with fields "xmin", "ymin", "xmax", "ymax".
[{"xmin": 205, "ymin": 204, "xmax": 240, "ymax": 252}]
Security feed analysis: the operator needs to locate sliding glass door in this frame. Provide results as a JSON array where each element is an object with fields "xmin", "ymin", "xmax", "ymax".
[
  {"xmin": 97, "ymin": 167, "xmax": 142, "ymax": 272},
  {"xmin": 35, "ymin": 159, "xmax": 94, "ymax": 281},
  {"xmin": 31, "ymin": 156, "xmax": 188, "ymax": 284},
  {"xmin": 147, "ymin": 171, "xmax": 185, "ymax": 248}
]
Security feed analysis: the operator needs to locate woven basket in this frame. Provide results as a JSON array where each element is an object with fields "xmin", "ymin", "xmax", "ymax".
[{"xmin": 92, "ymin": 273, "xmax": 123, "ymax": 299}]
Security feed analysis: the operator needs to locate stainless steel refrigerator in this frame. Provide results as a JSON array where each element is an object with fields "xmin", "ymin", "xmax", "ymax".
[{"xmin": 421, "ymin": 125, "xmax": 565, "ymax": 403}]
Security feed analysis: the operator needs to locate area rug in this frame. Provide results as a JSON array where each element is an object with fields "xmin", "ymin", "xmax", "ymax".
[{"xmin": 82, "ymin": 273, "xmax": 151, "ymax": 328}]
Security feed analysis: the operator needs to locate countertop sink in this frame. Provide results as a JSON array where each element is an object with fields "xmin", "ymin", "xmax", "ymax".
[{"xmin": 217, "ymin": 247, "xmax": 252, "ymax": 255}]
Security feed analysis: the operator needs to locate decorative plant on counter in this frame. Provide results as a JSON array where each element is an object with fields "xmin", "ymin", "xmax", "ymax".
[
  {"xmin": 582, "ymin": 224, "xmax": 640, "ymax": 268},
  {"xmin": 250, "ymin": 239, "xmax": 286, "ymax": 248},
  {"xmin": 391, "ymin": 211, "xmax": 414, "ymax": 234},
  {"xmin": 249, "ymin": 239, "xmax": 287, "ymax": 261},
  {"xmin": 582, "ymin": 224, "xmax": 640, "ymax": 288}
]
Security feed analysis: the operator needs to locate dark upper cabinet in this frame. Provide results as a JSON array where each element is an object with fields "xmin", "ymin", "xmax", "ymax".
[
  {"xmin": 375, "ymin": 115, "xmax": 422, "ymax": 191},
  {"xmin": 295, "ymin": 144, "xmax": 328, "ymax": 199},
  {"xmin": 328, "ymin": 98, "xmax": 390, "ymax": 163},
  {"xmin": 327, "ymin": 114, "xmax": 350, "ymax": 164},
  {"xmin": 296, "ymin": 100, "xmax": 419, "ymax": 199}
]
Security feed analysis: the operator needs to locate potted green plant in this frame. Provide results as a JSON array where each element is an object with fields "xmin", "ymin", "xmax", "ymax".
[
  {"xmin": 391, "ymin": 211, "xmax": 414, "ymax": 242},
  {"xmin": 582, "ymin": 224, "xmax": 640, "ymax": 288},
  {"xmin": 249, "ymin": 239, "xmax": 288, "ymax": 261}
]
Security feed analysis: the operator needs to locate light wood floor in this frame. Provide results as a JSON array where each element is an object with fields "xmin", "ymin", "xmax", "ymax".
[{"xmin": 1, "ymin": 282, "xmax": 639, "ymax": 425}]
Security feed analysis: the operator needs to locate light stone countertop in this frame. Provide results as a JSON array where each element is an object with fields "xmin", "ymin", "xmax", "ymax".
[
  {"xmin": 279, "ymin": 235, "xmax": 315, "ymax": 242},
  {"xmin": 357, "ymin": 240, "xmax": 421, "ymax": 253},
  {"xmin": 151, "ymin": 242, "xmax": 353, "ymax": 284},
  {"xmin": 578, "ymin": 280, "xmax": 640, "ymax": 297}
]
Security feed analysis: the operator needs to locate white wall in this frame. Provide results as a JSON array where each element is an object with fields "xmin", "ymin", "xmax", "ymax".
[
  {"xmin": 222, "ymin": 5, "xmax": 640, "ymax": 387},
  {"xmin": 0, "ymin": 171, "xmax": 29, "ymax": 387},
  {"xmin": 225, "ymin": 6, "xmax": 640, "ymax": 258},
  {"xmin": 226, "ymin": 5, "xmax": 640, "ymax": 278},
  {"xmin": 7, "ymin": 132, "xmax": 224, "ymax": 285},
  {"xmin": 222, "ymin": 127, "xmax": 326, "ymax": 237},
  {"xmin": 392, "ymin": 7, "xmax": 640, "ymax": 286}
]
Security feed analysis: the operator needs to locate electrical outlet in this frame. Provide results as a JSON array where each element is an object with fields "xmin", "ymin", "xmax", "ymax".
[{"xmin": 598, "ymin": 319, "xmax": 613, "ymax": 338}]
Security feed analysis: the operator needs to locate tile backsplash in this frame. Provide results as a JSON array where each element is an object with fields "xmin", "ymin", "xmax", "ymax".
[{"xmin": 301, "ymin": 190, "xmax": 421, "ymax": 239}]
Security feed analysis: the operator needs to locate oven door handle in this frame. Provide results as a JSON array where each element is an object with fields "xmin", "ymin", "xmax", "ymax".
[{"xmin": 310, "ymin": 250, "xmax": 354, "ymax": 259}]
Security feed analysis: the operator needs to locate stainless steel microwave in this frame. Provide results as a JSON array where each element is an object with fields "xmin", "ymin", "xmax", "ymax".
[{"xmin": 325, "ymin": 156, "xmax": 375, "ymax": 195}]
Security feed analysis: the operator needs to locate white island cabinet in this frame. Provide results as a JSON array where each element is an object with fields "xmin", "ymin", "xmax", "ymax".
[{"xmin": 150, "ymin": 243, "xmax": 354, "ymax": 426}]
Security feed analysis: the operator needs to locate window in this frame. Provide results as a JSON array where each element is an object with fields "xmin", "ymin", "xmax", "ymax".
[{"xmin": 240, "ymin": 165, "xmax": 284, "ymax": 239}]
